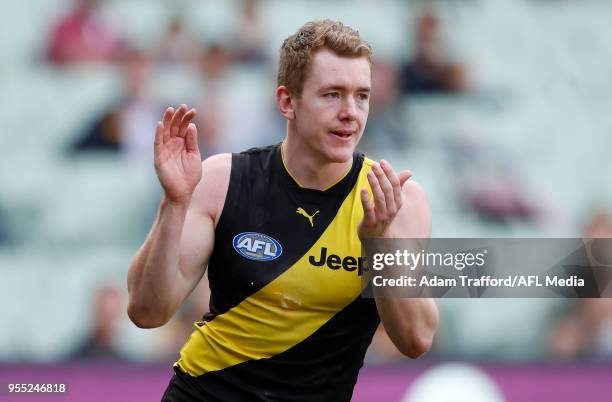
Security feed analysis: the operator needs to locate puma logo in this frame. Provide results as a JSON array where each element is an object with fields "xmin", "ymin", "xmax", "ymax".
[{"xmin": 296, "ymin": 207, "xmax": 319, "ymax": 227}]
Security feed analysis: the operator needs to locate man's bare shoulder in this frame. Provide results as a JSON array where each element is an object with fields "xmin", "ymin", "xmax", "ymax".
[
  {"xmin": 202, "ymin": 153, "xmax": 232, "ymax": 177},
  {"xmin": 402, "ymin": 179, "xmax": 428, "ymax": 205},
  {"xmin": 398, "ymin": 179, "xmax": 432, "ymax": 238},
  {"xmin": 191, "ymin": 153, "xmax": 232, "ymax": 224}
]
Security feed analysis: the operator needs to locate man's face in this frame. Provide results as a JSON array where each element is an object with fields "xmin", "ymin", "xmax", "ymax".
[{"xmin": 292, "ymin": 48, "xmax": 371, "ymax": 163}]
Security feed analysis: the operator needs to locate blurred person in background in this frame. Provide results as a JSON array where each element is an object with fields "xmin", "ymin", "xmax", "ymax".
[
  {"xmin": 193, "ymin": 44, "xmax": 227, "ymax": 157},
  {"xmin": 71, "ymin": 49, "xmax": 160, "ymax": 163},
  {"xmin": 69, "ymin": 285, "xmax": 125, "ymax": 361},
  {"xmin": 127, "ymin": 20, "xmax": 438, "ymax": 401},
  {"xmin": 400, "ymin": 8, "xmax": 467, "ymax": 94},
  {"xmin": 198, "ymin": 43, "xmax": 232, "ymax": 90},
  {"xmin": 445, "ymin": 136, "xmax": 540, "ymax": 224},
  {"xmin": 117, "ymin": 50, "xmax": 161, "ymax": 163},
  {"xmin": 548, "ymin": 210, "xmax": 612, "ymax": 360},
  {"xmin": 47, "ymin": 0, "xmax": 125, "ymax": 65},
  {"xmin": 193, "ymin": 95, "xmax": 223, "ymax": 157},
  {"xmin": 464, "ymin": 169, "xmax": 539, "ymax": 224},
  {"xmin": 195, "ymin": 42, "xmax": 274, "ymax": 153},
  {"xmin": 231, "ymin": 0, "xmax": 269, "ymax": 65},
  {"xmin": 155, "ymin": 16, "xmax": 200, "ymax": 66},
  {"xmin": 361, "ymin": 59, "xmax": 410, "ymax": 151}
]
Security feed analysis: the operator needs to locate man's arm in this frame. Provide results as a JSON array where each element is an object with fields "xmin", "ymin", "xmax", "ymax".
[
  {"xmin": 126, "ymin": 105, "xmax": 230, "ymax": 328},
  {"xmin": 359, "ymin": 161, "xmax": 439, "ymax": 358}
]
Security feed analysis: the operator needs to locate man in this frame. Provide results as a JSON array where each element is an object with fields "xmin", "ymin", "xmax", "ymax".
[{"xmin": 127, "ymin": 20, "xmax": 438, "ymax": 401}]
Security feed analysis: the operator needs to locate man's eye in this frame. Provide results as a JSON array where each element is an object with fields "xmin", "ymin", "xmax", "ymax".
[
  {"xmin": 324, "ymin": 92, "xmax": 340, "ymax": 99},
  {"xmin": 358, "ymin": 93, "xmax": 369, "ymax": 101}
]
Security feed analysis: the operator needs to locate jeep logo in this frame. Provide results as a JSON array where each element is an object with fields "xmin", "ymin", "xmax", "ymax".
[{"xmin": 308, "ymin": 247, "xmax": 368, "ymax": 275}]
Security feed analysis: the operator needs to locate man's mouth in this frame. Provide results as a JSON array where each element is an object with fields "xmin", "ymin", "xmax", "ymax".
[{"xmin": 329, "ymin": 130, "xmax": 354, "ymax": 139}]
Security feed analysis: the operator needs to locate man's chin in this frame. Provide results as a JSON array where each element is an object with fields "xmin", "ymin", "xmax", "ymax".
[
  {"xmin": 318, "ymin": 135, "xmax": 359, "ymax": 163},
  {"xmin": 325, "ymin": 148, "xmax": 355, "ymax": 164}
]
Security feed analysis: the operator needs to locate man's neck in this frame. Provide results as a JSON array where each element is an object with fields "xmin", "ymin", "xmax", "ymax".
[{"xmin": 281, "ymin": 136, "xmax": 353, "ymax": 191}]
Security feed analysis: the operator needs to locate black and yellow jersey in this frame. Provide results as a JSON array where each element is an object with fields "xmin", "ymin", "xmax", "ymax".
[{"xmin": 173, "ymin": 144, "xmax": 379, "ymax": 401}]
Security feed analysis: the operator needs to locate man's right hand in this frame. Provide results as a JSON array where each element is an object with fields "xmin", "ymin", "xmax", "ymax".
[{"xmin": 154, "ymin": 105, "xmax": 201, "ymax": 205}]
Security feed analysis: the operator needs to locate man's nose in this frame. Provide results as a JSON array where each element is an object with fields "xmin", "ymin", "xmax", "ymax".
[{"xmin": 338, "ymin": 96, "xmax": 357, "ymax": 121}]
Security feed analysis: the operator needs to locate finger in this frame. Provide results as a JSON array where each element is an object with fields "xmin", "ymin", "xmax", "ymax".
[
  {"xmin": 154, "ymin": 121, "xmax": 163, "ymax": 149},
  {"xmin": 170, "ymin": 104, "xmax": 188, "ymax": 138},
  {"xmin": 380, "ymin": 160, "xmax": 402, "ymax": 211},
  {"xmin": 154, "ymin": 122, "xmax": 166, "ymax": 169},
  {"xmin": 161, "ymin": 107, "xmax": 174, "ymax": 143},
  {"xmin": 372, "ymin": 162, "xmax": 396, "ymax": 216},
  {"xmin": 162, "ymin": 107, "xmax": 174, "ymax": 128},
  {"xmin": 399, "ymin": 170, "xmax": 413, "ymax": 186},
  {"xmin": 185, "ymin": 123, "xmax": 199, "ymax": 154},
  {"xmin": 360, "ymin": 188, "xmax": 376, "ymax": 225},
  {"xmin": 367, "ymin": 168, "xmax": 387, "ymax": 221},
  {"xmin": 178, "ymin": 108, "xmax": 197, "ymax": 138}
]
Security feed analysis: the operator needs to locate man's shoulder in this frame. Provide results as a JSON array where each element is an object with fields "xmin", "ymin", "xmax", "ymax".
[
  {"xmin": 202, "ymin": 153, "xmax": 232, "ymax": 172},
  {"xmin": 201, "ymin": 142, "xmax": 280, "ymax": 181},
  {"xmin": 397, "ymin": 179, "xmax": 431, "ymax": 238},
  {"xmin": 232, "ymin": 144, "xmax": 281, "ymax": 177},
  {"xmin": 238, "ymin": 143, "xmax": 279, "ymax": 156},
  {"xmin": 401, "ymin": 179, "xmax": 427, "ymax": 200}
]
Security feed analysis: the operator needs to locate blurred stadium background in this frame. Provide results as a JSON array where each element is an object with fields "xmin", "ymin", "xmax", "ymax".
[{"xmin": 1, "ymin": 0, "xmax": 612, "ymax": 400}]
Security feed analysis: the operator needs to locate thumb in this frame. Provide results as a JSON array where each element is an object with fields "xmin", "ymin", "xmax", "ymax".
[{"xmin": 399, "ymin": 170, "xmax": 413, "ymax": 186}]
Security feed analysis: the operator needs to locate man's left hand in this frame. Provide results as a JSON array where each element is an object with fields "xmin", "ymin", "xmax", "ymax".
[{"xmin": 359, "ymin": 160, "xmax": 412, "ymax": 240}]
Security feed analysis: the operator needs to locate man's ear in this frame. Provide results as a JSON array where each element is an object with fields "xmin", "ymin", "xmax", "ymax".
[{"xmin": 276, "ymin": 86, "xmax": 296, "ymax": 120}]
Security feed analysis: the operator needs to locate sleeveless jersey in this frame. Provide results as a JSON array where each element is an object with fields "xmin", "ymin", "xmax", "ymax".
[{"xmin": 173, "ymin": 144, "xmax": 379, "ymax": 401}]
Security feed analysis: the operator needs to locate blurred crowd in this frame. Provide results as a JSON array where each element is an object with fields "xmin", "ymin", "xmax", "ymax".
[
  {"xmin": 1, "ymin": 0, "xmax": 611, "ymax": 365},
  {"xmin": 50, "ymin": 0, "xmax": 273, "ymax": 163},
  {"xmin": 51, "ymin": 0, "xmax": 471, "ymax": 163}
]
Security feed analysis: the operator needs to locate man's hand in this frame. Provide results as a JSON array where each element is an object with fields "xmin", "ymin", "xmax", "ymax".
[
  {"xmin": 359, "ymin": 160, "xmax": 412, "ymax": 239},
  {"xmin": 154, "ymin": 104, "xmax": 201, "ymax": 205}
]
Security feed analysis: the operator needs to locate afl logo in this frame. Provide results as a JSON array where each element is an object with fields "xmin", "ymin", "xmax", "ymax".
[{"xmin": 233, "ymin": 232, "xmax": 283, "ymax": 261}]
